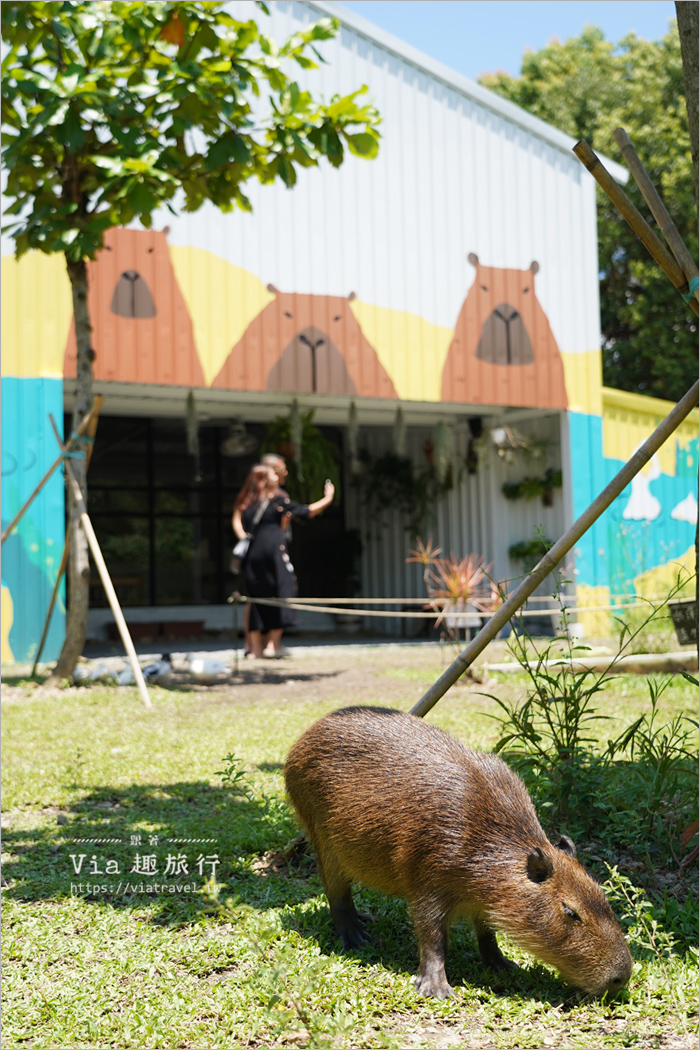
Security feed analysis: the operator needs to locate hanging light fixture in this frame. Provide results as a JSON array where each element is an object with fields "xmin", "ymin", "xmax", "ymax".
[{"xmin": 220, "ymin": 419, "xmax": 259, "ymax": 457}]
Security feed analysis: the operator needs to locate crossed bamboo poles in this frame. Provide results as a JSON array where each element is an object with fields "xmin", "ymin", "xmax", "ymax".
[
  {"xmin": 1, "ymin": 395, "xmax": 151, "ymax": 707},
  {"xmin": 412, "ymin": 129, "xmax": 699, "ymax": 717}
]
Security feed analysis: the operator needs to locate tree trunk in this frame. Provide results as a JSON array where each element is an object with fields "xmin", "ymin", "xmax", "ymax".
[
  {"xmin": 48, "ymin": 257, "xmax": 94, "ymax": 681},
  {"xmin": 675, "ymin": 2, "xmax": 699, "ymax": 652},
  {"xmin": 676, "ymin": 2, "xmax": 699, "ymax": 206}
]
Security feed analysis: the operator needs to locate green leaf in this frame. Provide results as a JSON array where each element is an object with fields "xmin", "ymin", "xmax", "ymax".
[
  {"xmin": 343, "ymin": 131, "xmax": 379, "ymax": 158},
  {"xmin": 126, "ymin": 179, "xmax": 158, "ymax": 216},
  {"xmin": 60, "ymin": 106, "xmax": 86, "ymax": 151},
  {"xmin": 276, "ymin": 155, "xmax": 296, "ymax": 188}
]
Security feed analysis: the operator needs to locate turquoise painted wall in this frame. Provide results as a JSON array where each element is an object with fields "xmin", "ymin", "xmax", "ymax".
[
  {"xmin": 1, "ymin": 377, "xmax": 65, "ymax": 662},
  {"xmin": 568, "ymin": 410, "xmax": 698, "ymax": 594}
]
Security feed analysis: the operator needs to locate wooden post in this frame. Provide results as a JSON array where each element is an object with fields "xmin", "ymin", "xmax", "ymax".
[
  {"xmin": 612, "ymin": 128, "xmax": 699, "ymax": 291},
  {"xmin": 573, "ymin": 140, "xmax": 699, "ymax": 316},
  {"xmin": 31, "ymin": 399, "xmax": 104, "ymax": 676},
  {"xmin": 48, "ymin": 418, "xmax": 152, "ymax": 708},
  {"xmin": 30, "ymin": 536, "xmax": 69, "ymax": 678},
  {"xmin": 410, "ymin": 380, "xmax": 699, "ymax": 719},
  {"xmin": 1, "ymin": 397, "xmax": 104, "ymax": 546}
]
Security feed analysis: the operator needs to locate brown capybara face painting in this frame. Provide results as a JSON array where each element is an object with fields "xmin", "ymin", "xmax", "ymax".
[
  {"xmin": 441, "ymin": 254, "xmax": 568, "ymax": 409},
  {"xmin": 212, "ymin": 288, "xmax": 398, "ymax": 399},
  {"xmin": 64, "ymin": 227, "xmax": 205, "ymax": 386}
]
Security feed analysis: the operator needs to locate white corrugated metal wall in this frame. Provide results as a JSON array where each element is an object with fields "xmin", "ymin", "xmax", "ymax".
[
  {"xmin": 345, "ymin": 414, "xmax": 566, "ymax": 635},
  {"xmin": 169, "ymin": 0, "xmax": 601, "ymax": 356},
  {"xmin": 141, "ymin": 0, "xmax": 599, "ymax": 629}
]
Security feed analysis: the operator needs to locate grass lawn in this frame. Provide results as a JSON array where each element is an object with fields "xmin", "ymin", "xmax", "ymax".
[{"xmin": 2, "ymin": 642, "xmax": 698, "ymax": 1049}]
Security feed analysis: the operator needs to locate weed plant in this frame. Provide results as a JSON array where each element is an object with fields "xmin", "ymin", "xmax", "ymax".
[{"xmin": 486, "ymin": 573, "xmax": 699, "ymax": 949}]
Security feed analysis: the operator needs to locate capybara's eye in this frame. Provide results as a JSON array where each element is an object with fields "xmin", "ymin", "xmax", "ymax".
[
  {"xmin": 147, "ymin": 248, "xmax": 154, "ymax": 253},
  {"xmin": 563, "ymin": 904, "xmax": 582, "ymax": 921},
  {"xmin": 523, "ymin": 286, "xmax": 529, "ymax": 293},
  {"xmin": 480, "ymin": 284, "xmax": 488, "ymax": 291},
  {"xmin": 284, "ymin": 311, "xmax": 293, "ymax": 318},
  {"xmin": 334, "ymin": 315, "xmax": 341, "ymax": 321}
]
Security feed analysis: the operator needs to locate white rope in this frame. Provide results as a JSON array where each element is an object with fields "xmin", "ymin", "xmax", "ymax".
[{"xmin": 233, "ymin": 595, "xmax": 684, "ymax": 619}]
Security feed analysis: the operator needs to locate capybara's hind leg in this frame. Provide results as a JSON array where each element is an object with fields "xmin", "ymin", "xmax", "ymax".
[
  {"xmin": 474, "ymin": 916, "xmax": 519, "ymax": 971},
  {"xmin": 412, "ymin": 901, "xmax": 454, "ymax": 999},
  {"xmin": 316, "ymin": 853, "xmax": 371, "ymax": 949}
]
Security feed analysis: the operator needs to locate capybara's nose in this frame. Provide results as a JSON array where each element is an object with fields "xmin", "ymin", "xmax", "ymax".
[{"xmin": 607, "ymin": 957, "xmax": 633, "ymax": 993}]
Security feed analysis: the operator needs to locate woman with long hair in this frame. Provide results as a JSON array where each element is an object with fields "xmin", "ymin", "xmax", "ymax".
[{"xmin": 232, "ymin": 464, "xmax": 334, "ymax": 658}]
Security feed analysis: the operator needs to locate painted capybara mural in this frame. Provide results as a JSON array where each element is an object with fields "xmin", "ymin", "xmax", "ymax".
[
  {"xmin": 64, "ymin": 227, "xmax": 205, "ymax": 387},
  {"xmin": 212, "ymin": 287, "xmax": 398, "ymax": 399},
  {"xmin": 441, "ymin": 254, "xmax": 568, "ymax": 409}
]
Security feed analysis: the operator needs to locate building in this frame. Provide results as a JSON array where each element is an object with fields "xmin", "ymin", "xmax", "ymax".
[{"xmin": 1, "ymin": 0, "xmax": 697, "ymax": 662}]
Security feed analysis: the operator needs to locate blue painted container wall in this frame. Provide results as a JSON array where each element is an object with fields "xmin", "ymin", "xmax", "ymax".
[{"xmin": 1, "ymin": 378, "xmax": 66, "ymax": 663}]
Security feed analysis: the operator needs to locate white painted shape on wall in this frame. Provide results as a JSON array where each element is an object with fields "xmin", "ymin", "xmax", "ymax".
[{"xmin": 671, "ymin": 492, "xmax": 698, "ymax": 524}]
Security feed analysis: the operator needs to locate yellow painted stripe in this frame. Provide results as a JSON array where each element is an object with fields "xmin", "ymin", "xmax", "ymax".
[
  {"xmin": 634, "ymin": 547, "xmax": 697, "ymax": 598},
  {"xmin": 602, "ymin": 388, "xmax": 698, "ymax": 476},
  {"xmin": 1, "ymin": 587, "xmax": 14, "ymax": 663},
  {"xmin": 576, "ymin": 583, "xmax": 612, "ymax": 637},
  {"xmin": 1, "ymin": 253, "xmax": 72, "ymax": 378},
  {"xmin": 560, "ymin": 349, "xmax": 603, "ymax": 416},
  {"xmin": 169, "ymin": 246, "xmax": 275, "ymax": 387},
  {"xmin": 349, "ymin": 299, "xmax": 453, "ymax": 402}
]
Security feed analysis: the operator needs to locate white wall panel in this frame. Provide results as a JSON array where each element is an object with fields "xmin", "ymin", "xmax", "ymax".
[{"xmin": 157, "ymin": 1, "xmax": 602, "ymax": 354}]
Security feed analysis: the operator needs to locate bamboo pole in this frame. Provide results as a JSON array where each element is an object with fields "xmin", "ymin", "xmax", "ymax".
[
  {"xmin": 31, "ymin": 400, "xmax": 104, "ymax": 676},
  {"xmin": 410, "ymin": 380, "xmax": 699, "ymax": 719},
  {"xmin": 572, "ymin": 140, "xmax": 699, "ymax": 316},
  {"xmin": 1, "ymin": 397, "xmax": 104, "ymax": 546},
  {"xmin": 30, "ymin": 536, "xmax": 69, "ymax": 677},
  {"xmin": 48, "ymin": 418, "xmax": 152, "ymax": 708},
  {"xmin": 612, "ymin": 128, "xmax": 699, "ymax": 291}
]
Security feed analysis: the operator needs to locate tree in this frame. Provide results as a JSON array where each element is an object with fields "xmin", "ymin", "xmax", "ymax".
[
  {"xmin": 675, "ymin": 1, "xmax": 698, "ymax": 202},
  {"xmin": 1, "ymin": 0, "xmax": 381, "ymax": 680},
  {"xmin": 479, "ymin": 24, "xmax": 698, "ymax": 403}
]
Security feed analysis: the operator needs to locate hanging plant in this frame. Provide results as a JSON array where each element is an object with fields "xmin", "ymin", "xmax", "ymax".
[
  {"xmin": 347, "ymin": 401, "xmax": 361, "ymax": 475},
  {"xmin": 354, "ymin": 447, "xmax": 454, "ymax": 537},
  {"xmin": 508, "ymin": 536, "xmax": 554, "ymax": 570},
  {"xmin": 502, "ymin": 468, "xmax": 562, "ymax": 505},
  {"xmin": 185, "ymin": 389, "xmax": 201, "ymax": 482},
  {"xmin": 432, "ymin": 420, "xmax": 453, "ymax": 486},
  {"xmin": 262, "ymin": 408, "xmax": 341, "ymax": 503},
  {"xmin": 392, "ymin": 405, "xmax": 406, "ymax": 457},
  {"xmin": 290, "ymin": 399, "xmax": 303, "ymax": 479}
]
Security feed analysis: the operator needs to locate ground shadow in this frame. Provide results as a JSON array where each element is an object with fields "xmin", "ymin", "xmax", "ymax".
[
  {"xmin": 278, "ymin": 888, "xmax": 575, "ymax": 1006},
  {"xmin": 2, "ymin": 780, "xmax": 320, "ymax": 923}
]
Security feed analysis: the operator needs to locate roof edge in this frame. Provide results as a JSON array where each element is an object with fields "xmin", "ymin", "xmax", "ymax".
[
  {"xmin": 303, "ymin": 0, "xmax": 629, "ymax": 185},
  {"xmin": 602, "ymin": 385, "xmax": 700, "ymax": 421}
]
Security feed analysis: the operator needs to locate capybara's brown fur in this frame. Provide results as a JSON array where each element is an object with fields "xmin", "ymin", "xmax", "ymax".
[{"xmin": 284, "ymin": 706, "xmax": 633, "ymax": 999}]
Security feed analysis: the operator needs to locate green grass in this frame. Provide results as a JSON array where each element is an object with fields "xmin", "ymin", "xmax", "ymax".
[{"xmin": 2, "ymin": 651, "xmax": 698, "ymax": 1049}]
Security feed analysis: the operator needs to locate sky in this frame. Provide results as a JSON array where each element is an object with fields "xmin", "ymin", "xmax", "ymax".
[{"xmin": 336, "ymin": 1, "xmax": 678, "ymax": 82}]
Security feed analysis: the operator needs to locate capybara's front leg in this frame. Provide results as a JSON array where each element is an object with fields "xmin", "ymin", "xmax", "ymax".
[
  {"xmin": 412, "ymin": 902, "xmax": 454, "ymax": 999},
  {"xmin": 474, "ymin": 916, "xmax": 519, "ymax": 971}
]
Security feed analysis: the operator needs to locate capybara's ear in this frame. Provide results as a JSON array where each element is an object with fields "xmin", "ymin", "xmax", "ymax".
[
  {"xmin": 267, "ymin": 283, "xmax": 280, "ymax": 295},
  {"xmin": 526, "ymin": 847, "xmax": 553, "ymax": 883},
  {"xmin": 555, "ymin": 835, "xmax": 577, "ymax": 859},
  {"xmin": 529, "ymin": 260, "xmax": 540, "ymax": 275},
  {"xmin": 348, "ymin": 291, "xmax": 357, "ymax": 301},
  {"xmin": 161, "ymin": 225, "xmax": 170, "ymax": 237},
  {"xmin": 467, "ymin": 252, "xmax": 479, "ymax": 267}
]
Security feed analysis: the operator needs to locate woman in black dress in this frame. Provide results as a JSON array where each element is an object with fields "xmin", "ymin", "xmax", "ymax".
[{"xmin": 232, "ymin": 464, "xmax": 334, "ymax": 658}]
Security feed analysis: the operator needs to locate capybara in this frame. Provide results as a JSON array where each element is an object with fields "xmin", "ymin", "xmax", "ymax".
[{"xmin": 284, "ymin": 706, "xmax": 633, "ymax": 999}]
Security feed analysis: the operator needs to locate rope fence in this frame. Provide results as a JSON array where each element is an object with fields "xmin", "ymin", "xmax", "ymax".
[{"xmin": 229, "ymin": 594, "xmax": 687, "ymax": 620}]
